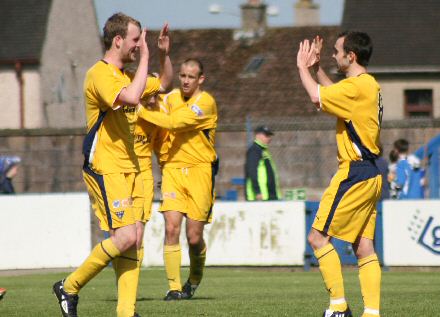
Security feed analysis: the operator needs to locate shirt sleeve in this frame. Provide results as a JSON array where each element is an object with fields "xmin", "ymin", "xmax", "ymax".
[
  {"xmin": 90, "ymin": 68, "xmax": 127, "ymax": 110},
  {"xmin": 319, "ymin": 79, "xmax": 359, "ymax": 120},
  {"xmin": 138, "ymin": 96, "xmax": 217, "ymax": 131}
]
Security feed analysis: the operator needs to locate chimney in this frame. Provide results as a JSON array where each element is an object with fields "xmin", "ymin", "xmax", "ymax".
[
  {"xmin": 295, "ymin": 0, "xmax": 320, "ymax": 26},
  {"xmin": 235, "ymin": 0, "xmax": 267, "ymax": 40}
]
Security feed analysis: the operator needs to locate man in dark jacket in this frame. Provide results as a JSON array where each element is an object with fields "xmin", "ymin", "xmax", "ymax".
[
  {"xmin": 0, "ymin": 156, "xmax": 21, "ymax": 194},
  {"xmin": 245, "ymin": 126, "xmax": 281, "ymax": 201}
]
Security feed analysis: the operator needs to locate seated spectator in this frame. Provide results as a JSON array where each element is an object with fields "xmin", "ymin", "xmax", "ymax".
[{"xmin": 0, "ymin": 156, "xmax": 21, "ymax": 194}]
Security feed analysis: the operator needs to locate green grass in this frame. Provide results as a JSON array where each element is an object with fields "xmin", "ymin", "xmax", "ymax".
[{"xmin": 1, "ymin": 267, "xmax": 439, "ymax": 316}]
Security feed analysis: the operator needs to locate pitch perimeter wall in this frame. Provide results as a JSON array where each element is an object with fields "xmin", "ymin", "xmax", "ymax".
[{"xmin": 0, "ymin": 194, "xmax": 439, "ymax": 270}]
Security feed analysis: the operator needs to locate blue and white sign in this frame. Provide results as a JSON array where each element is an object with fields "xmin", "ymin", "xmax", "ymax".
[{"xmin": 383, "ymin": 200, "xmax": 440, "ymax": 266}]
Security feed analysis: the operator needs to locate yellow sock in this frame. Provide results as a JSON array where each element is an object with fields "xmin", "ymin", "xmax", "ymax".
[
  {"xmin": 64, "ymin": 238, "xmax": 120, "ymax": 294},
  {"xmin": 138, "ymin": 244, "xmax": 144, "ymax": 270},
  {"xmin": 114, "ymin": 247, "xmax": 139, "ymax": 317},
  {"xmin": 164, "ymin": 244, "xmax": 182, "ymax": 291},
  {"xmin": 359, "ymin": 253, "xmax": 381, "ymax": 316},
  {"xmin": 314, "ymin": 243, "xmax": 347, "ymax": 312},
  {"xmin": 188, "ymin": 244, "xmax": 206, "ymax": 285}
]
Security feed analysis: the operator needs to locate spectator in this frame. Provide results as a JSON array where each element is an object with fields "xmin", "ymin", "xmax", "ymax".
[
  {"xmin": 0, "ymin": 156, "xmax": 21, "ymax": 194},
  {"xmin": 245, "ymin": 125, "xmax": 281, "ymax": 201},
  {"xmin": 393, "ymin": 138, "xmax": 426, "ymax": 199},
  {"xmin": 375, "ymin": 146, "xmax": 389, "ymax": 200},
  {"xmin": 388, "ymin": 149, "xmax": 399, "ymax": 199}
]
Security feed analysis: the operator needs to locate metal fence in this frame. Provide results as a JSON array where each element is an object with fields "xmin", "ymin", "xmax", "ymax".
[{"xmin": 1, "ymin": 118, "xmax": 440, "ymax": 200}]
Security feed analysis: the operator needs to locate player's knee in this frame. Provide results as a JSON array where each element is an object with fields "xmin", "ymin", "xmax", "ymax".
[
  {"xmin": 307, "ymin": 229, "xmax": 328, "ymax": 250},
  {"xmin": 165, "ymin": 223, "xmax": 181, "ymax": 240},
  {"xmin": 119, "ymin": 231, "xmax": 137, "ymax": 252},
  {"xmin": 187, "ymin": 234, "xmax": 203, "ymax": 247},
  {"xmin": 307, "ymin": 234, "xmax": 318, "ymax": 249},
  {"xmin": 123, "ymin": 234, "xmax": 137, "ymax": 251},
  {"xmin": 353, "ymin": 238, "xmax": 375, "ymax": 258}
]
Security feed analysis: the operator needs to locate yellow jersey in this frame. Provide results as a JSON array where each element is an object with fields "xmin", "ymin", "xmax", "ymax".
[
  {"xmin": 134, "ymin": 94, "xmax": 169, "ymax": 172},
  {"xmin": 137, "ymin": 88, "xmax": 217, "ymax": 168},
  {"xmin": 83, "ymin": 60, "xmax": 161, "ymax": 174},
  {"xmin": 319, "ymin": 73, "xmax": 382, "ymax": 166}
]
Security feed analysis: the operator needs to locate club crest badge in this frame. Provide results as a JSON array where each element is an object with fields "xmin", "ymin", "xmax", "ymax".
[
  {"xmin": 116, "ymin": 211, "xmax": 125, "ymax": 219},
  {"xmin": 191, "ymin": 104, "xmax": 203, "ymax": 117},
  {"xmin": 112, "ymin": 200, "xmax": 121, "ymax": 208}
]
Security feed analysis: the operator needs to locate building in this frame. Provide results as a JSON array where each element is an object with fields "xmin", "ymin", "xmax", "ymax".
[
  {"xmin": 1, "ymin": 0, "xmax": 439, "ymax": 197},
  {"xmin": 343, "ymin": 0, "xmax": 440, "ymax": 119},
  {"xmin": 0, "ymin": 0, "xmax": 102, "ymax": 129}
]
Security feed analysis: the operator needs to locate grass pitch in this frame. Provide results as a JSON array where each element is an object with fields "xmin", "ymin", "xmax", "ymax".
[{"xmin": 0, "ymin": 267, "xmax": 439, "ymax": 316}]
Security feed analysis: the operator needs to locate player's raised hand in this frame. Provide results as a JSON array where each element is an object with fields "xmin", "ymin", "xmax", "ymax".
[
  {"xmin": 297, "ymin": 39, "xmax": 318, "ymax": 69},
  {"xmin": 139, "ymin": 28, "xmax": 149, "ymax": 60},
  {"xmin": 158, "ymin": 23, "xmax": 170, "ymax": 55},
  {"xmin": 313, "ymin": 35, "xmax": 323, "ymax": 64}
]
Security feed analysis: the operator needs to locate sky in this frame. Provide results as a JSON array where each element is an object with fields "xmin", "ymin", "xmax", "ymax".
[{"xmin": 93, "ymin": 0, "xmax": 344, "ymax": 32}]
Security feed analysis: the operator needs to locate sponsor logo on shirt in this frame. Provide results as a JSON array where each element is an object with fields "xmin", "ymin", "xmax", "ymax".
[
  {"xmin": 121, "ymin": 198, "xmax": 133, "ymax": 208},
  {"xmin": 163, "ymin": 192, "xmax": 176, "ymax": 199}
]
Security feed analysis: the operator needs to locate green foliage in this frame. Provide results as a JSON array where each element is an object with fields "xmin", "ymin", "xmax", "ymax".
[{"xmin": 0, "ymin": 268, "xmax": 439, "ymax": 316}]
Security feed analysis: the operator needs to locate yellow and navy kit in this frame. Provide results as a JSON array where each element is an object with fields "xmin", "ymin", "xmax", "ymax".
[
  {"xmin": 137, "ymin": 88, "xmax": 218, "ymax": 222},
  {"xmin": 82, "ymin": 60, "xmax": 161, "ymax": 174},
  {"xmin": 137, "ymin": 88, "xmax": 218, "ymax": 167},
  {"xmin": 134, "ymin": 94, "xmax": 168, "ymax": 172},
  {"xmin": 319, "ymin": 73, "xmax": 382, "ymax": 166},
  {"xmin": 134, "ymin": 94, "xmax": 168, "ymax": 222},
  {"xmin": 313, "ymin": 73, "xmax": 383, "ymax": 242},
  {"xmin": 82, "ymin": 60, "xmax": 161, "ymax": 230}
]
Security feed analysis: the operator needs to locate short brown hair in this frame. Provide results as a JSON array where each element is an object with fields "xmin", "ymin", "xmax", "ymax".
[
  {"xmin": 103, "ymin": 12, "xmax": 141, "ymax": 50},
  {"xmin": 182, "ymin": 58, "xmax": 204, "ymax": 77},
  {"xmin": 338, "ymin": 31, "xmax": 373, "ymax": 67}
]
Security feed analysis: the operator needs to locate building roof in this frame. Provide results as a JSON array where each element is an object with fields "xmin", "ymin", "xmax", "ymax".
[
  {"xmin": 0, "ymin": 0, "xmax": 52, "ymax": 64},
  {"xmin": 147, "ymin": 26, "xmax": 340, "ymax": 125},
  {"xmin": 342, "ymin": 0, "xmax": 440, "ymax": 72}
]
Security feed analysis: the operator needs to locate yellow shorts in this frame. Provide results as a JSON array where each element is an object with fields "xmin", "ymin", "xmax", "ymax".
[
  {"xmin": 83, "ymin": 167, "xmax": 144, "ymax": 231},
  {"xmin": 159, "ymin": 165, "xmax": 216, "ymax": 223},
  {"xmin": 139, "ymin": 169, "xmax": 154, "ymax": 222},
  {"xmin": 312, "ymin": 160, "xmax": 382, "ymax": 243}
]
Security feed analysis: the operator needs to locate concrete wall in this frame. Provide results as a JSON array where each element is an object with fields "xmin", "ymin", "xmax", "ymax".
[
  {"xmin": 0, "ymin": 193, "xmax": 91, "ymax": 270},
  {"xmin": 40, "ymin": 0, "xmax": 102, "ymax": 128},
  {"xmin": 1, "ymin": 194, "xmax": 439, "ymax": 269}
]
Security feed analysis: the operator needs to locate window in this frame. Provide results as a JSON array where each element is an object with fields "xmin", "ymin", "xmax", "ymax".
[{"xmin": 404, "ymin": 89, "xmax": 433, "ymax": 117}]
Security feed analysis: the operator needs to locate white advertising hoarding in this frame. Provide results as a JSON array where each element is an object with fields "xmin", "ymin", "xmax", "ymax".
[
  {"xmin": 0, "ymin": 193, "xmax": 91, "ymax": 270},
  {"xmin": 383, "ymin": 200, "xmax": 440, "ymax": 266},
  {"xmin": 143, "ymin": 201, "xmax": 306, "ymax": 266}
]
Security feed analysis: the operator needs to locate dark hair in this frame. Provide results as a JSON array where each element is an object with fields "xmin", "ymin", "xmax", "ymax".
[
  {"xmin": 389, "ymin": 149, "xmax": 399, "ymax": 163},
  {"xmin": 182, "ymin": 58, "xmax": 204, "ymax": 76},
  {"xmin": 338, "ymin": 31, "xmax": 373, "ymax": 67},
  {"xmin": 103, "ymin": 13, "xmax": 141, "ymax": 50},
  {"xmin": 394, "ymin": 139, "xmax": 409, "ymax": 153}
]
